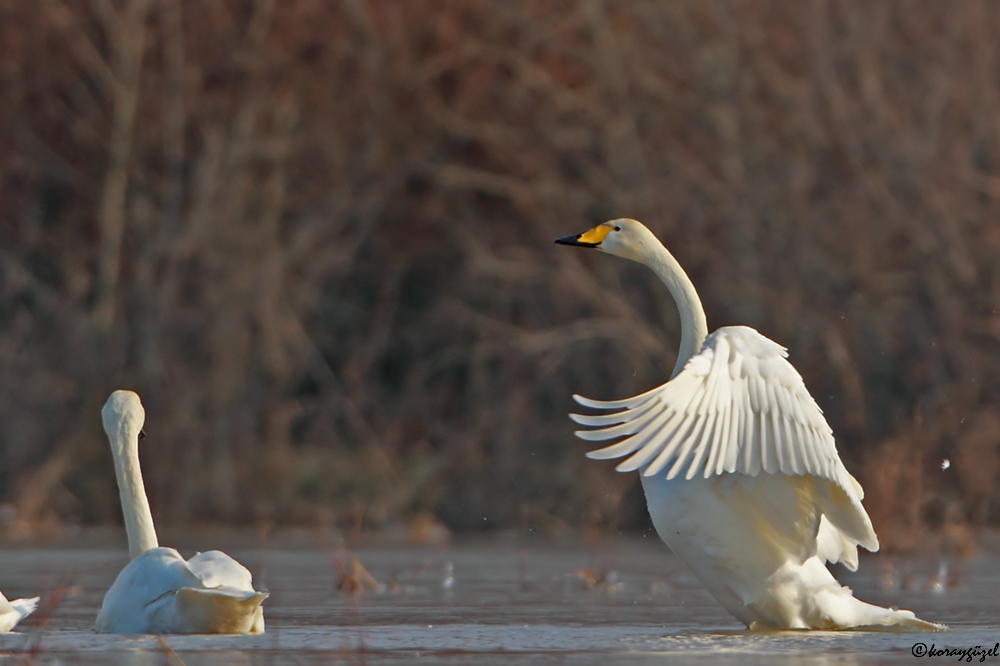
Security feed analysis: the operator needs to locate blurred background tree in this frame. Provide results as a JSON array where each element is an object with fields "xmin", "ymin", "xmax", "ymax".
[{"xmin": 1, "ymin": 0, "xmax": 998, "ymax": 552}]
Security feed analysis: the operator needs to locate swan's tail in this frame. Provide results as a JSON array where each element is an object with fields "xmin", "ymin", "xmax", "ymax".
[
  {"xmin": 178, "ymin": 587, "xmax": 268, "ymax": 634},
  {"xmin": 806, "ymin": 585, "xmax": 946, "ymax": 632},
  {"xmin": 753, "ymin": 559, "xmax": 946, "ymax": 631},
  {"xmin": 0, "ymin": 595, "xmax": 39, "ymax": 633},
  {"xmin": 155, "ymin": 587, "xmax": 268, "ymax": 634},
  {"xmin": 10, "ymin": 597, "xmax": 39, "ymax": 622}
]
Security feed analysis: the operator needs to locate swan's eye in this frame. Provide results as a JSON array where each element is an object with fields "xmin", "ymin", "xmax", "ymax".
[
  {"xmin": 138, "ymin": 429, "xmax": 147, "ymax": 440},
  {"xmin": 614, "ymin": 226, "xmax": 621, "ymax": 232}
]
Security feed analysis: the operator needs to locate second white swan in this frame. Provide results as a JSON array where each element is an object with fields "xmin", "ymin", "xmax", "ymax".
[{"xmin": 95, "ymin": 390, "xmax": 267, "ymax": 634}]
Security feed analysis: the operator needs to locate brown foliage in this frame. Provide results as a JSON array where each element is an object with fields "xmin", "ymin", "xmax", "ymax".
[{"xmin": 2, "ymin": 0, "xmax": 1000, "ymax": 548}]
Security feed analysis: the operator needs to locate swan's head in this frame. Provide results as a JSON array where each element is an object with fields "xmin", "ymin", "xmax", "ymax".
[
  {"xmin": 102, "ymin": 390, "xmax": 147, "ymax": 447},
  {"xmin": 555, "ymin": 218, "xmax": 658, "ymax": 263}
]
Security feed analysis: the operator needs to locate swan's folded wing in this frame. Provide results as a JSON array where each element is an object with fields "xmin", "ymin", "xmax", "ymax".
[
  {"xmin": 185, "ymin": 550, "xmax": 257, "ymax": 592},
  {"xmin": 113, "ymin": 547, "xmax": 205, "ymax": 599},
  {"xmin": 572, "ymin": 325, "xmax": 876, "ymax": 550}
]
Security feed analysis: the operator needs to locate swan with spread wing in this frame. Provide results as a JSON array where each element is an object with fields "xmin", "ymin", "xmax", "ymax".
[
  {"xmin": 96, "ymin": 390, "xmax": 267, "ymax": 634},
  {"xmin": 556, "ymin": 218, "xmax": 941, "ymax": 630}
]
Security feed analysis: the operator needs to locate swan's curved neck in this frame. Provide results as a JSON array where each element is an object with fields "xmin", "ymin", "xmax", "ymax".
[
  {"xmin": 640, "ymin": 240, "xmax": 709, "ymax": 378},
  {"xmin": 110, "ymin": 428, "xmax": 158, "ymax": 559}
]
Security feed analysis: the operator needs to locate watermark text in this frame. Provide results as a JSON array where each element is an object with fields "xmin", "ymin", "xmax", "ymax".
[{"xmin": 913, "ymin": 643, "xmax": 1000, "ymax": 662}]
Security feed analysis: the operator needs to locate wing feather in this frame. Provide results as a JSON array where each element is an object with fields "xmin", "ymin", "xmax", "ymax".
[
  {"xmin": 572, "ymin": 383, "xmax": 663, "ymax": 410},
  {"xmin": 569, "ymin": 397, "xmax": 659, "ymax": 427},
  {"xmin": 667, "ymin": 412, "xmax": 708, "ymax": 479},
  {"xmin": 687, "ymin": 411, "xmax": 716, "ymax": 480},
  {"xmin": 782, "ymin": 416, "xmax": 798, "ymax": 474},
  {"xmin": 573, "ymin": 405, "xmax": 662, "ymax": 441},
  {"xmin": 587, "ymin": 407, "xmax": 676, "ymax": 462},
  {"xmin": 743, "ymin": 405, "xmax": 760, "ymax": 475},
  {"xmin": 707, "ymin": 397, "xmax": 730, "ymax": 476},
  {"xmin": 721, "ymin": 394, "xmax": 740, "ymax": 473},
  {"xmin": 760, "ymin": 411, "xmax": 776, "ymax": 474},
  {"xmin": 635, "ymin": 410, "xmax": 693, "ymax": 474},
  {"xmin": 569, "ymin": 326, "xmax": 866, "ymax": 514}
]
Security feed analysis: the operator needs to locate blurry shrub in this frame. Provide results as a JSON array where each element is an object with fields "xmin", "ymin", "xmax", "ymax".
[{"xmin": 1, "ymin": 1, "xmax": 999, "ymax": 549}]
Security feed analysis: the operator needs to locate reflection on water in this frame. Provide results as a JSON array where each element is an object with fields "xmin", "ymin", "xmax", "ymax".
[{"xmin": 0, "ymin": 535, "xmax": 990, "ymax": 665}]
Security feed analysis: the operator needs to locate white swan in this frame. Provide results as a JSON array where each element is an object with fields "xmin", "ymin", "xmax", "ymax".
[
  {"xmin": 556, "ymin": 219, "xmax": 942, "ymax": 631},
  {"xmin": 95, "ymin": 390, "xmax": 267, "ymax": 634},
  {"xmin": 0, "ymin": 592, "xmax": 38, "ymax": 632}
]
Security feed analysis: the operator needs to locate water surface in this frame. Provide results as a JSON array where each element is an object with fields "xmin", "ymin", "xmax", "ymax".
[{"xmin": 0, "ymin": 535, "xmax": 991, "ymax": 664}]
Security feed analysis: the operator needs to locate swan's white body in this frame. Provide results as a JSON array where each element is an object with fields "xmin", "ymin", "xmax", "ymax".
[
  {"xmin": 0, "ymin": 592, "xmax": 38, "ymax": 632},
  {"xmin": 96, "ymin": 391, "xmax": 267, "ymax": 634},
  {"xmin": 557, "ymin": 219, "xmax": 941, "ymax": 630}
]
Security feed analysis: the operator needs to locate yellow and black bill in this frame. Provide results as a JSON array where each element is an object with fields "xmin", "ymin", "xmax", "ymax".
[{"xmin": 554, "ymin": 224, "xmax": 613, "ymax": 248}]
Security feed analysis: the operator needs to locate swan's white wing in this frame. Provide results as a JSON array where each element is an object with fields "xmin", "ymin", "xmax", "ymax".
[
  {"xmin": 572, "ymin": 325, "xmax": 876, "ymax": 550},
  {"xmin": 0, "ymin": 592, "xmax": 38, "ymax": 632},
  {"xmin": 186, "ymin": 550, "xmax": 257, "ymax": 593}
]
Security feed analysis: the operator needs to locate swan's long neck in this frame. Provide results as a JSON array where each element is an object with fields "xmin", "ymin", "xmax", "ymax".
[
  {"xmin": 110, "ymin": 429, "xmax": 158, "ymax": 559},
  {"xmin": 640, "ymin": 240, "xmax": 709, "ymax": 378}
]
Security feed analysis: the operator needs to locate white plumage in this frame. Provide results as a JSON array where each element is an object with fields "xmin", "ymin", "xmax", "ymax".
[
  {"xmin": 95, "ymin": 390, "xmax": 267, "ymax": 634},
  {"xmin": 0, "ymin": 592, "xmax": 38, "ymax": 633},
  {"xmin": 556, "ymin": 218, "xmax": 942, "ymax": 630},
  {"xmin": 96, "ymin": 547, "xmax": 266, "ymax": 634}
]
